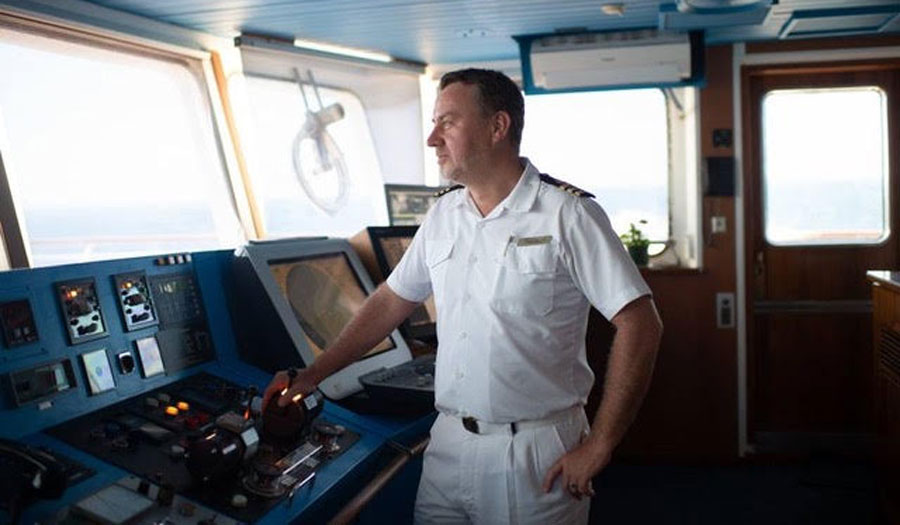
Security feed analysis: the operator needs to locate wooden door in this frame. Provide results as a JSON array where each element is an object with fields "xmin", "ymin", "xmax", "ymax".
[{"xmin": 743, "ymin": 60, "xmax": 900, "ymax": 446}]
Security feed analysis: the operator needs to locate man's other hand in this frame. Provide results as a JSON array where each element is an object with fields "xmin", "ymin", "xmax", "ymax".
[
  {"xmin": 261, "ymin": 368, "xmax": 318, "ymax": 413},
  {"xmin": 541, "ymin": 438, "xmax": 612, "ymax": 500}
]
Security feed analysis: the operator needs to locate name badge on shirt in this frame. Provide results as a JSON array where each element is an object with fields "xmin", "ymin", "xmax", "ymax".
[{"xmin": 516, "ymin": 235, "xmax": 552, "ymax": 247}]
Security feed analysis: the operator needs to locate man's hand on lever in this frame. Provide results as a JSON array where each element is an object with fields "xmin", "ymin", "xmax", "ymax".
[
  {"xmin": 262, "ymin": 283, "xmax": 421, "ymax": 415},
  {"xmin": 262, "ymin": 366, "xmax": 320, "ymax": 411}
]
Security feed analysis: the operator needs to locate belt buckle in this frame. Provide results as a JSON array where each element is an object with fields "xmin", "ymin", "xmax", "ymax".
[{"xmin": 462, "ymin": 416, "xmax": 479, "ymax": 434}]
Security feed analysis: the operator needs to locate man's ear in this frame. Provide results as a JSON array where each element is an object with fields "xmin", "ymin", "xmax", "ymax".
[{"xmin": 490, "ymin": 111, "xmax": 512, "ymax": 145}]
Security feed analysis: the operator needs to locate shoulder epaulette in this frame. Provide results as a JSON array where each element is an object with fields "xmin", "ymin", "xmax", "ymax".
[
  {"xmin": 433, "ymin": 184, "xmax": 464, "ymax": 198},
  {"xmin": 539, "ymin": 173, "xmax": 594, "ymax": 198}
]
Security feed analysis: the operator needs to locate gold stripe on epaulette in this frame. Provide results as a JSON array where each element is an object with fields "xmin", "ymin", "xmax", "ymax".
[
  {"xmin": 539, "ymin": 173, "xmax": 594, "ymax": 198},
  {"xmin": 433, "ymin": 184, "xmax": 464, "ymax": 198}
]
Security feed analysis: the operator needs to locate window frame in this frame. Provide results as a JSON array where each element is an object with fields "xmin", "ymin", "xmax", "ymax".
[
  {"xmin": 233, "ymin": 71, "xmax": 391, "ymax": 238},
  {"xmin": 0, "ymin": 13, "xmax": 253, "ymax": 268}
]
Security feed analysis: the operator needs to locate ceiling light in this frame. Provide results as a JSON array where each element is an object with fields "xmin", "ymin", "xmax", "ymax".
[
  {"xmin": 676, "ymin": 0, "xmax": 769, "ymax": 14},
  {"xmin": 292, "ymin": 38, "xmax": 392, "ymax": 63},
  {"xmin": 601, "ymin": 3, "xmax": 626, "ymax": 16}
]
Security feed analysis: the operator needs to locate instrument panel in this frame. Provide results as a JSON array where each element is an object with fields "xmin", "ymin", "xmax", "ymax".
[
  {"xmin": 48, "ymin": 372, "xmax": 357, "ymax": 523},
  {"xmin": 0, "ymin": 249, "xmax": 433, "ymax": 524}
]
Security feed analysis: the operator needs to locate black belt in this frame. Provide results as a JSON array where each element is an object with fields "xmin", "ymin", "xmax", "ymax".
[{"xmin": 461, "ymin": 416, "xmax": 518, "ymax": 435}]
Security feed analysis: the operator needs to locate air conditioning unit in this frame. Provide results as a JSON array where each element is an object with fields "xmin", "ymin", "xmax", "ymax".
[{"xmin": 515, "ymin": 29, "xmax": 704, "ymax": 94}]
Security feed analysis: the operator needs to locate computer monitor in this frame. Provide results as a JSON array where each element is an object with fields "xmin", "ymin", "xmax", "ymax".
[
  {"xmin": 384, "ymin": 184, "xmax": 441, "ymax": 226},
  {"xmin": 237, "ymin": 238, "xmax": 412, "ymax": 400},
  {"xmin": 366, "ymin": 226, "xmax": 437, "ymax": 342}
]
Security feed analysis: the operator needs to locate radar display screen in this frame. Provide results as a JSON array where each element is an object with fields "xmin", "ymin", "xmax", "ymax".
[
  {"xmin": 373, "ymin": 234, "xmax": 437, "ymax": 330},
  {"xmin": 268, "ymin": 253, "xmax": 395, "ymax": 360}
]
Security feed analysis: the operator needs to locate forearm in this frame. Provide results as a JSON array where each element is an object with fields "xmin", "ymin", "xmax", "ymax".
[
  {"xmin": 585, "ymin": 296, "xmax": 662, "ymax": 454},
  {"xmin": 306, "ymin": 284, "xmax": 419, "ymax": 384}
]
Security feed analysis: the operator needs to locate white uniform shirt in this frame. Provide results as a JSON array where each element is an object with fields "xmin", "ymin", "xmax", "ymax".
[{"xmin": 387, "ymin": 159, "xmax": 650, "ymax": 423}]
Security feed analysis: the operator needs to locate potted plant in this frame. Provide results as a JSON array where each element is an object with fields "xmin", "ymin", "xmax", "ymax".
[{"xmin": 621, "ymin": 220, "xmax": 650, "ymax": 267}]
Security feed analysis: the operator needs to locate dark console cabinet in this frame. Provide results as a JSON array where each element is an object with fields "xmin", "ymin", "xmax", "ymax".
[{"xmin": 868, "ymin": 271, "xmax": 900, "ymax": 523}]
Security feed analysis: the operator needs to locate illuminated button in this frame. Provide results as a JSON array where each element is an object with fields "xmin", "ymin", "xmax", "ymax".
[
  {"xmin": 176, "ymin": 401, "xmax": 190, "ymax": 412},
  {"xmin": 165, "ymin": 406, "xmax": 179, "ymax": 417}
]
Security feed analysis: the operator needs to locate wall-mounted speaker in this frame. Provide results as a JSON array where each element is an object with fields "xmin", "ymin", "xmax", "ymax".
[{"xmin": 704, "ymin": 156, "xmax": 735, "ymax": 197}]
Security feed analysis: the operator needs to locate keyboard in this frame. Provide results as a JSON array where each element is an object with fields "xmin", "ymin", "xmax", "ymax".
[{"xmin": 357, "ymin": 353, "xmax": 435, "ymax": 409}]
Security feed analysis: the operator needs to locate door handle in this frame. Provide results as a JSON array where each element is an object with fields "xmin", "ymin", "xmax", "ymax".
[{"xmin": 754, "ymin": 251, "xmax": 765, "ymax": 278}]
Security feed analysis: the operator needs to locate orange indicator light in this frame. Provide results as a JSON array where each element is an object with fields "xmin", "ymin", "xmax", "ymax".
[
  {"xmin": 164, "ymin": 406, "xmax": 179, "ymax": 416},
  {"xmin": 292, "ymin": 393, "xmax": 303, "ymax": 403},
  {"xmin": 176, "ymin": 401, "xmax": 189, "ymax": 411}
]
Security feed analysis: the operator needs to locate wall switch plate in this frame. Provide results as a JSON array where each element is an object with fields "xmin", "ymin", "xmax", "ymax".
[
  {"xmin": 711, "ymin": 216, "xmax": 727, "ymax": 234},
  {"xmin": 716, "ymin": 292, "xmax": 735, "ymax": 329}
]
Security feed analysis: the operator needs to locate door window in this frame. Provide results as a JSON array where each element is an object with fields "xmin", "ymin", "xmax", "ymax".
[{"xmin": 762, "ymin": 86, "xmax": 889, "ymax": 245}]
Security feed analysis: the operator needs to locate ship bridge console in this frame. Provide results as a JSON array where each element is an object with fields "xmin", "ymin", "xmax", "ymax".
[{"xmin": 0, "ymin": 242, "xmax": 433, "ymax": 524}]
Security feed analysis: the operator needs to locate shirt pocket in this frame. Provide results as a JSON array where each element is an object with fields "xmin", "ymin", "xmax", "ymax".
[
  {"xmin": 426, "ymin": 240, "xmax": 454, "ymax": 305},
  {"xmin": 491, "ymin": 242, "xmax": 557, "ymax": 316}
]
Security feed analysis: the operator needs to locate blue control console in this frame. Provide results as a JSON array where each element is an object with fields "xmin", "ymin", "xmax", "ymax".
[{"xmin": 0, "ymin": 249, "xmax": 434, "ymax": 524}]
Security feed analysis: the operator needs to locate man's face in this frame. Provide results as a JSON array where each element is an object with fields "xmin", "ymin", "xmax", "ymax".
[{"xmin": 427, "ymin": 82, "xmax": 494, "ymax": 184}]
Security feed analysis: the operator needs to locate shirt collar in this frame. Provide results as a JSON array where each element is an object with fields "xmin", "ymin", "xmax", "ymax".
[
  {"xmin": 502, "ymin": 158, "xmax": 541, "ymax": 213},
  {"xmin": 453, "ymin": 157, "xmax": 541, "ymax": 214}
]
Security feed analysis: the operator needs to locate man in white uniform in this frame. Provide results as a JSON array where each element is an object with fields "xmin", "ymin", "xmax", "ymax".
[{"xmin": 264, "ymin": 69, "xmax": 662, "ymax": 524}]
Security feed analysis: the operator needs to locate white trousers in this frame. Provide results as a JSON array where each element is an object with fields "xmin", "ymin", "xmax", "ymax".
[{"xmin": 414, "ymin": 408, "xmax": 591, "ymax": 524}]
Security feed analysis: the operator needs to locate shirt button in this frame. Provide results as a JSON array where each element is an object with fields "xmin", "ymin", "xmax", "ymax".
[{"xmin": 460, "ymin": 331, "xmax": 468, "ymax": 340}]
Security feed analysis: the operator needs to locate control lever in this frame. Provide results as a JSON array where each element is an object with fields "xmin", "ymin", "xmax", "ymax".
[
  {"xmin": 244, "ymin": 385, "xmax": 258, "ymax": 420},
  {"xmin": 286, "ymin": 368, "xmax": 297, "ymax": 394}
]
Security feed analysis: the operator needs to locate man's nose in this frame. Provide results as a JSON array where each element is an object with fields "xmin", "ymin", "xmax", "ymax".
[{"xmin": 427, "ymin": 127, "xmax": 441, "ymax": 147}]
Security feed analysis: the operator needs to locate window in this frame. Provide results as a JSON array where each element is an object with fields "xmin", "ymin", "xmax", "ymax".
[
  {"xmin": 237, "ymin": 75, "xmax": 389, "ymax": 238},
  {"xmin": 762, "ymin": 86, "xmax": 889, "ymax": 245},
  {"xmin": 521, "ymin": 89, "xmax": 670, "ymax": 242},
  {"xmin": 0, "ymin": 26, "xmax": 243, "ymax": 267}
]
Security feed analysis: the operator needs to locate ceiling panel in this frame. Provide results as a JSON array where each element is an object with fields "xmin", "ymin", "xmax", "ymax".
[{"xmin": 82, "ymin": 0, "xmax": 900, "ymax": 64}]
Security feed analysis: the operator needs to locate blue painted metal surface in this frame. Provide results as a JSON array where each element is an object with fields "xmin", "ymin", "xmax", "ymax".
[{"xmin": 68, "ymin": 0, "xmax": 900, "ymax": 64}]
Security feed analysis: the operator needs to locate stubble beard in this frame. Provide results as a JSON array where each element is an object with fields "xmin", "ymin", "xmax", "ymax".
[{"xmin": 439, "ymin": 162, "xmax": 466, "ymax": 185}]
